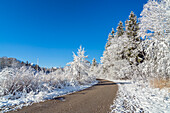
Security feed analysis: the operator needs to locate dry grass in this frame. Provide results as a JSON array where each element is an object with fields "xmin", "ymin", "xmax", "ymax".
[{"xmin": 150, "ymin": 78, "xmax": 170, "ymax": 91}]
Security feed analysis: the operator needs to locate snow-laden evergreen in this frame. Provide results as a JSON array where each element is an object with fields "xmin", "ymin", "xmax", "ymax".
[
  {"xmin": 116, "ymin": 21, "xmax": 124, "ymax": 37},
  {"xmin": 101, "ymin": 33, "xmax": 133, "ymax": 79},
  {"xmin": 66, "ymin": 46, "xmax": 96, "ymax": 84},
  {"xmin": 125, "ymin": 11, "xmax": 139, "ymax": 38},
  {"xmin": 101, "ymin": 12, "xmax": 142, "ymax": 80}
]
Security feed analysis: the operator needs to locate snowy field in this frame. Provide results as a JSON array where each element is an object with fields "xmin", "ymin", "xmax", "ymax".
[{"xmin": 110, "ymin": 80, "xmax": 170, "ymax": 113}]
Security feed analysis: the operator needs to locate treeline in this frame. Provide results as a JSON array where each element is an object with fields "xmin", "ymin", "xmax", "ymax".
[{"xmin": 97, "ymin": 0, "xmax": 170, "ymax": 80}]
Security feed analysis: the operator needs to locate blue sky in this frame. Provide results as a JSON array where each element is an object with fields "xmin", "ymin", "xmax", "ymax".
[{"xmin": 0, "ymin": 0, "xmax": 148, "ymax": 68}]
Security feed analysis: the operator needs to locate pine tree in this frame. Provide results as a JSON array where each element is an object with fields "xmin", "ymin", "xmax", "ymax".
[
  {"xmin": 92, "ymin": 58, "xmax": 97, "ymax": 67},
  {"xmin": 123, "ymin": 11, "xmax": 143, "ymax": 65},
  {"xmin": 125, "ymin": 11, "xmax": 139, "ymax": 39},
  {"xmin": 90, "ymin": 58, "xmax": 98, "ymax": 76},
  {"xmin": 116, "ymin": 21, "xmax": 124, "ymax": 37},
  {"xmin": 101, "ymin": 28, "xmax": 115, "ymax": 76},
  {"xmin": 105, "ymin": 28, "xmax": 115, "ymax": 49}
]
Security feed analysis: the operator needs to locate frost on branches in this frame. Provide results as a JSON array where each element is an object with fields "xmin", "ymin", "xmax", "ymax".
[
  {"xmin": 100, "ymin": 11, "xmax": 142, "ymax": 80},
  {"xmin": 138, "ymin": 0, "xmax": 170, "ymax": 79},
  {"xmin": 67, "ymin": 46, "xmax": 96, "ymax": 85}
]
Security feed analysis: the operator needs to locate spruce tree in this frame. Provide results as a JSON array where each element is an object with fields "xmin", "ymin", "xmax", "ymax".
[
  {"xmin": 91, "ymin": 58, "xmax": 97, "ymax": 72},
  {"xmin": 92, "ymin": 58, "xmax": 97, "ymax": 67},
  {"xmin": 124, "ymin": 11, "xmax": 143, "ymax": 65},
  {"xmin": 67, "ymin": 46, "xmax": 90, "ymax": 83},
  {"xmin": 101, "ymin": 28, "xmax": 115, "ymax": 76},
  {"xmin": 125, "ymin": 11, "xmax": 139, "ymax": 39},
  {"xmin": 105, "ymin": 28, "xmax": 115, "ymax": 49},
  {"xmin": 116, "ymin": 21, "xmax": 124, "ymax": 37}
]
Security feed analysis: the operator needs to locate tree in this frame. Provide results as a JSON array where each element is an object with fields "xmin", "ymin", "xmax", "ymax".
[
  {"xmin": 105, "ymin": 28, "xmax": 115, "ymax": 49},
  {"xmin": 126, "ymin": 11, "xmax": 139, "ymax": 38},
  {"xmin": 90, "ymin": 58, "xmax": 98, "ymax": 77},
  {"xmin": 116, "ymin": 21, "xmax": 124, "ymax": 37},
  {"xmin": 92, "ymin": 58, "xmax": 97, "ymax": 67},
  {"xmin": 123, "ymin": 11, "xmax": 143, "ymax": 65},
  {"xmin": 67, "ymin": 46, "xmax": 91, "ymax": 84},
  {"xmin": 138, "ymin": 0, "xmax": 170, "ymax": 79},
  {"xmin": 91, "ymin": 58, "xmax": 97, "ymax": 71},
  {"xmin": 101, "ymin": 28, "xmax": 115, "ymax": 76},
  {"xmin": 139, "ymin": 0, "xmax": 170, "ymax": 40}
]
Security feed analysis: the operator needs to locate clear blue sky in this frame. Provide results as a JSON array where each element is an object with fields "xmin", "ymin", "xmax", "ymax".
[{"xmin": 0, "ymin": 0, "xmax": 148, "ymax": 68}]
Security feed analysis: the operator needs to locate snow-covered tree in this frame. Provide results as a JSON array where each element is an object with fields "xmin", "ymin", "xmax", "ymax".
[
  {"xmin": 101, "ymin": 30, "xmax": 134, "ymax": 79},
  {"xmin": 139, "ymin": 0, "xmax": 170, "ymax": 40},
  {"xmin": 92, "ymin": 58, "xmax": 97, "ymax": 67},
  {"xmin": 101, "ymin": 28, "xmax": 115, "ymax": 75},
  {"xmin": 100, "ymin": 11, "xmax": 145, "ymax": 79},
  {"xmin": 67, "ymin": 46, "xmax": 92, "ymax": 84},
  {"xmin": 126, "ymin": 11, "xmax": 139, "ymax": 38},
  {"xmin": 105, "ymin": 28, "xmax": 115, "ymax": 49},
  {"xmin": 123, "ymin": 11, "xmax": 143, "ymax": 65},
  {"xmin": 90, "ymin": 58, "xmax": 99, "ymax": 78},
  {"xmin": 138, "ymin": 0, "xmax": 170, "ymax": 79},
  {"xmin": 116, "ymin": 21, "xmax": 124, "ymax": 37}
]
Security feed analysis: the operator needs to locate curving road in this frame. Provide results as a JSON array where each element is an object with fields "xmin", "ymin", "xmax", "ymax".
[{"xmin": 10, "ymin": 79, "xmax": 118, "ymax": 113}]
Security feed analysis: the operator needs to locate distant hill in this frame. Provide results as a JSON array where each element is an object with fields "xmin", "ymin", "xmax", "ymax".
[
  {"xmin": 0, "ymin": 57, "xmax": 59, "ymax": 73},
  {"xmin": 0, "ymin": 57, "xmax": 23, "ymax": 69}
]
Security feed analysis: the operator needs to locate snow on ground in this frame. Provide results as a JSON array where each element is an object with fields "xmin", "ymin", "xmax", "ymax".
[
  {"xmin": 110, "ymin": 79, "xmax": 170, "ymax": 113},
  {"xmin": 0, "ymin": 81, "xmax": 97, "ymax": 113}
]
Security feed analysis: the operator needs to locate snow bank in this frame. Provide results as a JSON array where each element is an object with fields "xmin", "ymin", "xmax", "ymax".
[{"xmin": 110, "ymin": 80, "xmax": 170, "ymax": 113}]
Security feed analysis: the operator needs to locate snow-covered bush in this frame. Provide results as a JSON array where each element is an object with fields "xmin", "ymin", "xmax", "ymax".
[{"xmin": 0, "ymin": 66, "xmax": 68, "ymax": 98}]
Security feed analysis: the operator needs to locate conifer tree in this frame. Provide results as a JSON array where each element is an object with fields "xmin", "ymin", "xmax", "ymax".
[
  {"xmin": 125, "ymin": 11, "xmax": 139, "ymax": 39},
  {"xmin": 105, "ymin": 28, "xmax": 115, "ymax": 49},
  {"xmin": 116, "ymin": 21, "xmax": 124, "ymax": 37},
  {"xmin": 67, "ymin": 46, "xmax": 91, "ymax": 83},
  {"xmin": 90, "ymin": 58, "xmax": 97, "ymax": 73},
  {"xmin": 92, "ymin": 58, "xmax": 97, "ymax": 67},
  {"xmin": 124, "ymin": 11, "xmax": 143, "ymax": 65},
  {"xmin": 101, "ymin": 28, "xmax": 115, "ymax": 76}
]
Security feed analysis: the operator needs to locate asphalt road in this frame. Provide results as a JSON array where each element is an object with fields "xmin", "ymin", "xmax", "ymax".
[{"xmin": 9, "ymin": 79, "xmax": 118, "ymax": 113}]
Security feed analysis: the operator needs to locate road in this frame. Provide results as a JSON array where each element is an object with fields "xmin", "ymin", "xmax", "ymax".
[{"xmin": 10, "ymin": 79, "xmax": 118, "ymax": 113}]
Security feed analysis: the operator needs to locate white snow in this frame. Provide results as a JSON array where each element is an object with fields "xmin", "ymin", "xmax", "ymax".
[{"xmin": 110, "ymin": 80, "xmax": 170, "ymax": 113}]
